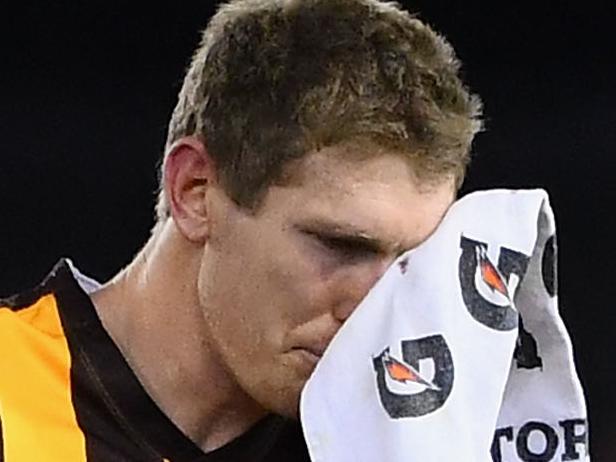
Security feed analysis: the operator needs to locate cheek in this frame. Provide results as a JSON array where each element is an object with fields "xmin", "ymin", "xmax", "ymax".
[
  {"xmin": 200, "ymin": 225, "xmax": 347, "ymax": 356},
  {"xmin": 197, "ymin": 240, "xmax": 305, "ymax": 354}
]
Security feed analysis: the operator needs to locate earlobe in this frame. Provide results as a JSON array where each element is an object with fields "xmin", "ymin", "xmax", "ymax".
[{"xmin": 163, "ymin": 137, "xmax": 215, "ymax": 243}]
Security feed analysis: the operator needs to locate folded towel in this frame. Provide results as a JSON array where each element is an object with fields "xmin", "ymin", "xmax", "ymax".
[{"xmin": 300, "ymin": 189, "xmax": 589, "ymax": 462}]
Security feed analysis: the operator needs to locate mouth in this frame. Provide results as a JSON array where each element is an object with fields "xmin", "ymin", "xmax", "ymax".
[{"xmin": 291, "ymin": 347, "xmax": 323, "ymax": 366}]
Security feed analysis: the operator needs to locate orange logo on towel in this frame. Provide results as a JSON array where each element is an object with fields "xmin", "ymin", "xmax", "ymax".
[
  {"xmin": 373, "ymin": 335, "xmax": 453, "ymax": 419},
  {"xmin": 458, "ymin": 236, "xmax": 530, "ymax": 332},
  {"xmin": 383, "ymin": 351, "xmax": 439, "ymax": 390},
  {"xmin": 477, "ymin": 247, "xmax": 509, "ymax": 298}
]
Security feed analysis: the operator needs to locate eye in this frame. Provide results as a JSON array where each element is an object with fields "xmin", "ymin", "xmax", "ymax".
[{"xmin": 311, "ymin": 233, "xmax": 380, "ymax": 259}]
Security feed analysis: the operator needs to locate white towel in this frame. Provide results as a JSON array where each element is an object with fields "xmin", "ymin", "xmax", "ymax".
[{"xmin": 300, "ymin": 189, "xmax": 590, "ymax": 462}]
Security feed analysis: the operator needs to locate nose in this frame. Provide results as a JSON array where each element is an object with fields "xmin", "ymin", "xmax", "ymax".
[{"xmin": 331, "ymin": 258, "xmax": 394, "ymax": 323}]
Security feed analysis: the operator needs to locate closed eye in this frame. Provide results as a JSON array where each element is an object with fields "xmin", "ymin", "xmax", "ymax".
[{"xmin": 309, "ymin": 232, "xmax": 381, "ymax": 259}]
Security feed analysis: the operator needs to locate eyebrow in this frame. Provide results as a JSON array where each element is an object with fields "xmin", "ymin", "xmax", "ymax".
[{"xmin": 295, "ymin": 219, "xmax": 408, "ymax": 256}]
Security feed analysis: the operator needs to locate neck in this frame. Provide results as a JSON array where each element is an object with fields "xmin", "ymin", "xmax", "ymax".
[{"xmin": 91, "ymin": 220, "xmax": 267, "ymax": 452}]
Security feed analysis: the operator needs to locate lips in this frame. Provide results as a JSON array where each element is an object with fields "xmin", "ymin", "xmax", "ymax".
[
  {"xmin": 292, "ymin": 345, "xmax": 324, "ymax": 360},
  {"xmin": 291, "ymin": 339, "xmax": 330, "ymax": 360},
  {"xmin": 286, "ymin": 321, "xmax": 338, "ymax": 362},
  {"xmin": 292, "ymin": 348, "xmax": 322, "ymax": 368}
]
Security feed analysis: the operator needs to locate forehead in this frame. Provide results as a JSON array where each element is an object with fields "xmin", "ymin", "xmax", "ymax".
[
  {"xmin": 261, "ymin": 142, "xmax": 455, "ymax": 251},
  {"xmin": 280, "ymin": 140, "xmax": 413, "ymax": 183}
]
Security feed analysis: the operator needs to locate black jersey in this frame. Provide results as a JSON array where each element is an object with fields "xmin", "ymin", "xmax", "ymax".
[{"xmin": 0, "ymin": 260, "xmax": 311, "ymax": 461}]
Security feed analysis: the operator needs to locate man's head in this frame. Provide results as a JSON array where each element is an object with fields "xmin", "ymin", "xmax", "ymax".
[
  {"xmin": 157, "ymin": 0, "xmax": 482, "ymax": 219},
  {"xmin": 157, "ymin": 0, "xmax": 481, "ymax": 419}
]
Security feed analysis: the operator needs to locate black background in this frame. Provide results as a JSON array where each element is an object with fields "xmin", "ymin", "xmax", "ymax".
[{"xmin": 1, "ymin": 1, "xmax": 614, "ymax": 458}]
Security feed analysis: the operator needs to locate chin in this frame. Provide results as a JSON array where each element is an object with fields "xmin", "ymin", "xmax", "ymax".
[
  {"xmin": 243, "ymin": 353, "xmax": 315, "ymax": 419},
  {"xmin": 256, "ymin": 376, "xmax": 306, "ymax": 420}
]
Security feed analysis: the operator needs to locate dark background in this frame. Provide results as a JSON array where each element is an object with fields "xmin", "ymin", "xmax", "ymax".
[{"xmin": 1, "ymin": 1, "xmax": 613, "ymax": 458}]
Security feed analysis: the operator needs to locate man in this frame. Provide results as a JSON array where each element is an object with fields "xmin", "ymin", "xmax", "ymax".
[{"xmin": 0, "ymin": 0, "xmax": 481, "ymax": 460}]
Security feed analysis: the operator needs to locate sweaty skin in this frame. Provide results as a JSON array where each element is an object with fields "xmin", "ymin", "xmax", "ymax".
[{"xmin": 91, "ymin": 139, "xmax": 455, "ymax": 452}]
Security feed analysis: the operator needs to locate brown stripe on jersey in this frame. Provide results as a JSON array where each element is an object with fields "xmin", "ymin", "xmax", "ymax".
[
  {"xmin": 0, "ymin": 292, "xmax": 87, "ymax": 461},
  {"xmin": 52, "ymin": 261, "xmax": 207, "ymax": 461}
]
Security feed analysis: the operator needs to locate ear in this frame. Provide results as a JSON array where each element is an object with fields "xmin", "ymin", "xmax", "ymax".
[{"xmin": 163, "ymin": 136, "xmax": 216, "ymax": 243}]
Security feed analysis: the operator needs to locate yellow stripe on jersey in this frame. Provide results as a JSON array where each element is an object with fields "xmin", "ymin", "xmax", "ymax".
[{"xmin": 0, "ymin": 294, "xmax": 86, "ymax": 461}]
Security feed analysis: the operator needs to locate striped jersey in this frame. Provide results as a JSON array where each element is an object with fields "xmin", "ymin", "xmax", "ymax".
[{"xmin": 0, "ymin": 260, "xmax": 310, "ymax": 461}]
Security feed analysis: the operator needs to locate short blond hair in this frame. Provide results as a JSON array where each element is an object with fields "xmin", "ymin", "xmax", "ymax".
[{"xmin": 157, "ymin": 0, "xmax": 482, "ymax": 219}]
